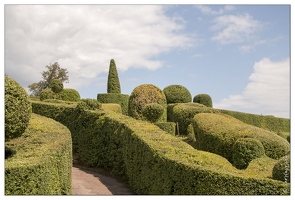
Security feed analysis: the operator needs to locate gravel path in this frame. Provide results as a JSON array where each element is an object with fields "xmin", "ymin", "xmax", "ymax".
[{"xmin": 72, "ymin": 166, "xmax": 134, "ymax": 195}]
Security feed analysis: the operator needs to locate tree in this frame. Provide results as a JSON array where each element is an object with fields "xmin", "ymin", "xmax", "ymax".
[
  {"xmin": 28, "ymin": 62, "xmax": 69, "ymax": 96},
  {"xmin": 107, "ymin": 59, "xmax": 121, "ymax": 93}
]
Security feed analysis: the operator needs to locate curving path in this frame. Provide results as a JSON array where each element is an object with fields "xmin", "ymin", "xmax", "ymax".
[{"xmin": 72, "ymin": 166, "xmax": 134, "ymax": 195}]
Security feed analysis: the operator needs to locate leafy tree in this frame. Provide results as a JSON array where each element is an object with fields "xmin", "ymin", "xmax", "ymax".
[
  {"xmin": 107, "ymin": 59, "xmax": 121, "ymax": 93},
  {"xmin": 28, "ymin": 62, "xmax": 69, "ymax": 96},
  {"xmin": 50, "ymin": 79, "xmax": 64, "ymax": 99}
]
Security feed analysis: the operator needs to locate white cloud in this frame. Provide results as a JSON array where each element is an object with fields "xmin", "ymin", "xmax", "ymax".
[
  {"xmin": 5, "ymin": 5, "xmax": 193, "ymax": 91},
  {"xmin": 195, "ymin": 5, "xmax": 235, "ymax": 15},
  {"xmin": 214, "ymin": 58, "xmax": 290, "ymax": 118},
  {"xmin": 211, "ymin": 13, "xmax": 262, "ymax": 45}
]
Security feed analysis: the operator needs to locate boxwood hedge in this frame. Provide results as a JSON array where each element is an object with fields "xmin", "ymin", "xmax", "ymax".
[
  {"xmin": 192, "ymin": 113, "xmax": 290, "ymax": 165},
  {"xmin": 5, "ymin": 113, "xmax": 72, "ymax": 195},
  {"xmin": 31, "ymin": 101, "xmax": 289, "ymax": 195},
  {"xmin": 97, "ymin": 93, "xmax": 129, "ymax": 115}
]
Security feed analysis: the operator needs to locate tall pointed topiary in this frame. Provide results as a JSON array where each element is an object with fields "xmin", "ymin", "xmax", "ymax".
[{"xmin": 107, "ymin": 59, "xmax": 121, "ymax": 93}]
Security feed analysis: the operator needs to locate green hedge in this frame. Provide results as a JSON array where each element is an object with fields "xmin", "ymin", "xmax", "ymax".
[
  {"xmin": 40, "ymin": 88, "xmax": 80, "ymax": 102},
  {"xmin": 193, "ymin": 94, "xmax": 212, "ymax": 107},
  {"xmin": 31, "ymin": 101, "xmax": 289, "ymax": 195},
  {"xmin": 163, "ymin": 85, "xmax": 192, "ymax": 103},
  {"xmin": 5, "ymin": 113, "xmax": 72, "ymax": 195},
  {"xmin": 193, "ymin": 113, "xmax": 290, "ymax": 164},
  {"xmin": 101, "ymin": 103, "xmax": 122, "ymax": 114},
  {"xmin": 97, "ymin": 93, "xmax": 129, "ymax": 115},
  {"xmin": 217, "ymin": 109, "xmax": 290, "ymax": 133},
  {"xmin": 155, "ymin": 122, "xmax": 176, "ymax": 135},
  {"xmin": 167, "ymin": 103, "xmax": 219, "ymax": 135}
]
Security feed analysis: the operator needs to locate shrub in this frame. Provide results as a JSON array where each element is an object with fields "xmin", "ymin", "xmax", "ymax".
[
  {"xmin": 59, "ymin": 88, "xmax": 80, "ymax": 101},
  {"xmin": 50, "ymin": 79, "xmax": 64, "ymax": 94},
  {"xmin": 76, "ymin": 99, "xmax": 102, "ymax": 111},
  {"xmin": 97, "ymin": 93, "xmax": 129, "ymax": 115},
  {"xmin": 128, "ymin": 84, "xmax": 167, "ymax": 122},
  {"xmin": 232, "ymin": 138, "xmax": 265, "ymax": 169},
  {"xmin": 40, "ymin": 88, "xmax": 55, "ymax": 100},
  {"xmin": 272, "ymin": 154, "xmax": 290, "ymax": 183},
  {"xmin": 5, "ymin": 75, "xmax": 32, "ymax": 141},
  {"xmin": 142, "ymin": 103, "xmax": 164, "ymax": 123},
  {"xmin": 31, "ymin": 101, "xmax": 290, "ymax": 195},
  {"xmin": 5, "ymin": 113, "xmax": 72, "ymax": 194},
  {"xmin": 193, "ymin": 113, "xmax": 290, "ymax": 164},
  {"xmin": 155, "ymin": 122, "xmax": 176, "ymax": 135},
  {"xmin": 193, "ymin": 94, "xmax": 212, "ymax": 107},
  {"xmin": 101, "ymin": 103, "xmax": 122, "ymax": 114},
  {"xmin": 218, "ymin": 109, "xmax": 290, "ymax": 133},
  {"xmin": 107, "ymin": 59, "xmax": 121, "ymax": 93},
  {"xmin": 167, "ymin": 102, "xmax": 219, "ymax": 135},
  {"xmin": 163, "ymin": 85, "xmax": 192, "ymax": 103}
]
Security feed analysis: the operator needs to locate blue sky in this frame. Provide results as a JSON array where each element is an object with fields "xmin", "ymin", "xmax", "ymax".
[{"xmin": 3, "ymin": 3, "xmax": 291, "ymax": 118}]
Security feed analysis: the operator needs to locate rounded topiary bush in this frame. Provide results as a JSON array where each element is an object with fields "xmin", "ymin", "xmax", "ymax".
[
  {"xmin": 163, "ymin": 85, "xmax": 192, "ymax": 104},
  {"xmin": 59, "ymin": 88, "xmax": 80, "ymax": 102},
  {"xmin": 50, "ymin": 79, "xmax": 64, "ymax": 94},
  {"xmin": 128, "ymin": 84, "xmax": 167, "ymax": 122},
  {"xmin": 232, "ymin": 138, "xmax": 265, "ymax": 169},
  {"xmin": 5, "ymin": 75, "xmax": 32, "ymax": 141},
  {"xmin": 40, "ymin": 88, "xmax": 55, "ymax": 100},
  {"xmin": 76, "ymin": 98, "xmax": 102, "ymax": 111},
  {"xmin": 193, "ymin": 94, "xmax": 213, "ymax": 107},
  {"xmin": 142, "ymin": 103, "xmax": 164, "ymax": 123},
  {"xmin": 272, "ymin": 154, "xmax": 290, "ymax": 183}
]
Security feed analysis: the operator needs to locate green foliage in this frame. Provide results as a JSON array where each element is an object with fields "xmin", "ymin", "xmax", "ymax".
[
  {"xmin": 155, "ymin": 122, "xmax": 176, "ymax": 135},
  {"xmin": 272, "ymin": 154, "xmax": 290, "ymax": 183},
  {"xmin": 97, "ymin": 93, "xmax": 129, "ymax": 115},
  {"xmin": 76, "ymin": 98, "xmax": 102, "ymax": 111},
  {"xmin": 31, "ymin": 101, "xmax": 290, "ymax": 195},
  {"xmin": 167, "ymin": 102, "xmax": 219, "ymax": 135},
  {"xmin": 28, "ymin": 62, "xmax": 69, "ymax": 96},
  {"xmin": 5, "ymin": 75, "xmax": 32, "ymax": 141},
  {"xmin": 142, "ymin": 103, "xmax": 164, "ymax": 123},
  {"xmin": 5, "ymin": 114, "xmax": 72, "ymax": 194},
  {"xmin": 107, "ymin": 59, "xmax": 121, "ymax": 93},
  {"xmin": 40, "ymin": 88, "xmax": 80, "ymax": 102},
  {"xmin": 50, "ymin": 79, "xmax": 63, "ymax": 94},
  {"xmin": 232, "ymin": 138, "xmax": 265, "ymax": 169},
  {"xmin": 128, "ymin": 84, "xmax": 167, "ymax": 122},
  {"xmin": 218, "ymin": 109, "xmax": 290, "ymax": 133},
  {"xmin": 193, "ymin": 94, "xmax": 213, "ymax": 107},
  {"xmin": 193, "ymin": 113, "xmax": 290, "ymax": 164},
  {"xmin": 163, "ymin": 85, "xmax": 192, "ymax": 103},
  {"xmin": 187, "ymin": 124, "xmax": 196, "ymax": 142},
  {"xmin": 101, "ymin": 103, "xmax": 122, "ymax": 114},
  {"xmin": 59, "ymin": 88, "xmax": 80, "ymax": 101}
]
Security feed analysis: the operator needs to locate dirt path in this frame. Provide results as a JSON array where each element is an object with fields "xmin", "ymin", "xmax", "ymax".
[{"xmin": 72, "ymin": 166, "xmax": 134, "ymax": 195}]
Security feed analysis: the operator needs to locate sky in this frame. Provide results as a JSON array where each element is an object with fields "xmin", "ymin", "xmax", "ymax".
[{"xmin": 3, "ymin": 2, "xmax": 292, "ymax": 118}]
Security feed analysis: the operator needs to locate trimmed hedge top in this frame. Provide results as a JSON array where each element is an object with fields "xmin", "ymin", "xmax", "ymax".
[
  {"xmin": 163, "ymin": 85, "xmax": 192, "ymax": 103},
  {"xmin": 5, "ymin": 75, "xmax": 32, "ymax": 141},
  {"xmin": 107, "ymin": 59, "xmax": 121, "ymax": 93},
  {"xmin": 193, "ymin": 113, "xmax": 290, "ymax": 164}
]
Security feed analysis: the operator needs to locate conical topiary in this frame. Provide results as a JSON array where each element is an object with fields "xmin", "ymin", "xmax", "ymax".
[{"xmin": 107, "ymin": 59, "xmax": 121, "ymax": 93}]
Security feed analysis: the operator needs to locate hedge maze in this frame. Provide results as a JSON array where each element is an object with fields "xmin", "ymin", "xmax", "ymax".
[{"xmin": 5, "ymin": 59, "xmax": 290, "ymax": 195}]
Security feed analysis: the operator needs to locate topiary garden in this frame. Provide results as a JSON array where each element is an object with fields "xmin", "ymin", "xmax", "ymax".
[{"xmin": 5, "ymin": 59, "xmax": 291, "ymax": 195}]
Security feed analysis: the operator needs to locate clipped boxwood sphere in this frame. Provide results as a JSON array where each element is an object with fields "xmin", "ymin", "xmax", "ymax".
[
  {"xmin": 272, "ymin": 154, "xmax": 290, "ymax": 183},
  {"xmin": 232, "ymin": 138, "xmax": 265, "ymax": 169},
  {"xmin": 60, "ymin": 88, "xmax": 80, "ymax": 102},
  {"xmin": 50, "ymin": 79, "xmax": 64, "ymax": 94},
  {"xmin": 128, "ymin": 84, "xmax": 167, "ymax": 121},
  {"xmin": 193, "ymin": 94, "xmax": 213, "ymax": 107},
  {"xmin": 40, "ymin": 88, "xmax": 55, "ymax": 100},
  {"xmin": 142, "ymin": 103, "xmax": 164, "ymax": 123},
  {"xmin": 5, "ymin": 75, "xmax": 32, "ymax": 141},
  {"xmin": 163, "ymin": 85, "xmax": 192, "ymax": 103}
]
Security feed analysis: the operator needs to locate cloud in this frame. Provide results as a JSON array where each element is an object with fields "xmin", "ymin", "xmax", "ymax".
[
  {"xmin": 5, "ymin": 5, "xmax": 193, "ymax": 91},
  {"xmin": 195, "ymin": 5, "xmax": 235, "ymax": 15},
  {"xmin": 214, "ymin": 58, "xmax": 290, "ymax": 118},
  {"xmin": 211, "ymin": 13, "xmax": 262, "ymax": 45}
]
